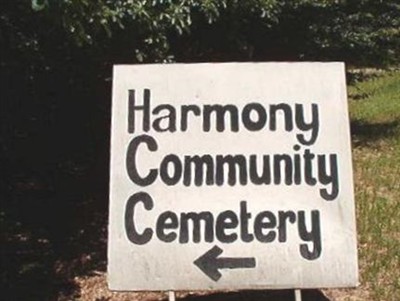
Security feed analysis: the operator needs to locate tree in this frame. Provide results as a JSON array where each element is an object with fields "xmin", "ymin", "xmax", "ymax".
[{"xmin": 2, "ymin": 0, "xmax": 399, "ymax": 66}]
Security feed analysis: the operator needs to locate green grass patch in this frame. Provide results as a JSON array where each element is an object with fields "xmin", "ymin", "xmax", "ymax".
[{"xmin": 349, "ymin": 71, "xmax": 400, "ymax": 301}]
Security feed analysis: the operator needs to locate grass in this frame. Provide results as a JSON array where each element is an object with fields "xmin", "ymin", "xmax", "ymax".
[{"xmin": 348, "ymin": 70, "xmax": 400, "ymax": 301}]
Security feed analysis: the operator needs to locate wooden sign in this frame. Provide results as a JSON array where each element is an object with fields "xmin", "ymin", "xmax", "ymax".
[{"xmin": 108, "ymin": 63, "xmax": 358, "ymax": 290}]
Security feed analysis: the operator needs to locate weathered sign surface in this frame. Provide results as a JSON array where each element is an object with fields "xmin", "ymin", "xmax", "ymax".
[{"xmin": 108, "ymin": 63, "xmax": 358, "ymax": 290}]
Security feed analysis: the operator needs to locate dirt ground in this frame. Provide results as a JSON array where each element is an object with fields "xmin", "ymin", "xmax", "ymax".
[{"xmin": 72, "ymin": 271, "xmax": 369, "ymax": 301}]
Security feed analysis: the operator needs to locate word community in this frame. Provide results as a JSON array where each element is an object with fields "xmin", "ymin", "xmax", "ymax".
[
  {"xmin": 127, "ymin": 136, "xmax": 338, "ymax": 201},
  {"xmin": 125, "ymin": 194, "xmax": 322, "ymax": 260},
  {"xmin": 126, "ymin": 89, "xmax": 340, "ymax": 201}
]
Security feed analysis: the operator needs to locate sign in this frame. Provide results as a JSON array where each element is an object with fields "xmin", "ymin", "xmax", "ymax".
[{"xmin": 108, "ymin": 63, "xmax": 358, "ymax": 290}]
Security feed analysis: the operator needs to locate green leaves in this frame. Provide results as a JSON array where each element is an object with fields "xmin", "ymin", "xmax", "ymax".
[
  {"xmin": 19, "ymin": 0, "xmax": 400, "ymax": 65},
  {"xmin": 31, "ymin": 0, "xmax": 48, "ymax": 11}
]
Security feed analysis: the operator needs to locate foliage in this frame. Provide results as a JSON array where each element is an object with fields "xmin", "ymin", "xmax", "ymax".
[
  {"xmin": 2, "ymin": 0, "xmax": 399, "ymax": 65},
  {"xmin": 24, "ymin": 0, "xmax": 282, "ymax": 62},
  {"xmin": 301, "ymin": 1, "xmax": 400, "ymax": 65}
]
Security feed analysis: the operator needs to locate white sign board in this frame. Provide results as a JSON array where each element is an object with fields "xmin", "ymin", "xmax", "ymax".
[{"xmin": 108, "ymin": 63, "xmax": 358, "ymax": 291}]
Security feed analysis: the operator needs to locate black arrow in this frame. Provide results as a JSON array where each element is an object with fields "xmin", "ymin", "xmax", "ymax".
[{"xmin": 193, "ymin": 245, "xmax": 256, "ymax": 281}]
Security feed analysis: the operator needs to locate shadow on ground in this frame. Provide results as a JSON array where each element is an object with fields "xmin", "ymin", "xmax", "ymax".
[
  {"xmin": 351, "ymin": 119, "xmax": 400, "ymax": 147},
  {"xmin": 178, "ymin": 290, "xmax": 330, "ymax": 301},
  {"xmin": 1, "ymin": 58, "xmax": 111, "ymax": 300},
  {"xmin": 4, "ymin": 94, "xmax": 392, "ymax": 300},
  {"xmin": 1, "ymin": 60, "xmax": 380, "ymax": 301},
  {"xmin": 1, "ymin": 88, "xmax": 369, "ymax": 301}
]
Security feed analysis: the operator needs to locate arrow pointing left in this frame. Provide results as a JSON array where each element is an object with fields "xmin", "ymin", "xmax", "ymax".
[{"xmin": 193, "ymin": 245, "xmax": 256, "ymax": 281}]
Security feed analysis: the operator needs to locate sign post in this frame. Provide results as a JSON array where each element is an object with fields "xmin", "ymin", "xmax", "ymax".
[
  {"xmin": 168, "ymin": 291, "xmax": 175, "ymax": 301},
  {"xmin": 108, "ymin": 62, "xmax": 358, "ymax": 291}
]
